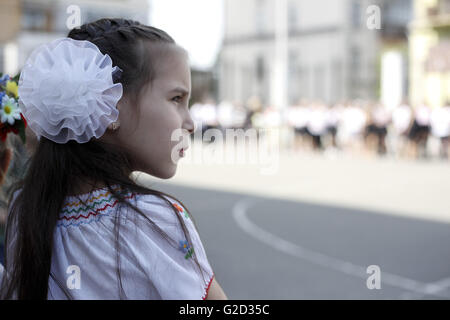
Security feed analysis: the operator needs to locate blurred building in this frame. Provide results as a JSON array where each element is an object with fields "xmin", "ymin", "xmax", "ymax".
[
  {"xmin": 218, "ymin": 0, "xmax": 412, "ymax": 108},
  {"xmin": 0, "ymin": 0, "xmax": 150, "ymax": 75},
  {"xmin": 379, "ymin": 0, "xmax": 413, "ymax": 109},
  {"xmin": 191, "ymin": 68, "xmax": 218, "ymax": 106},
  {"xmin": 409, "ymin": 0, "xmax": 450, "ymax": 109}
]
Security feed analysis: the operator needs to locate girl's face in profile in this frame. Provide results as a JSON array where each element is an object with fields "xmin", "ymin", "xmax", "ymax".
[{"xmin": 111, "ymin": 45, "xmax": 195, "ymax": 179}]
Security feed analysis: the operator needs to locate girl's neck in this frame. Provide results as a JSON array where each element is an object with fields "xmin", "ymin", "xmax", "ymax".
[{"xmin": 66, "ymin": 179, "xmax": 108, "ymax": 197}]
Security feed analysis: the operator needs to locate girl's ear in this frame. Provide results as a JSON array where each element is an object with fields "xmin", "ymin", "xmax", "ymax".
[{"xmin": 116, "ymin": 97, "xmax": 127, "ymax": 112}]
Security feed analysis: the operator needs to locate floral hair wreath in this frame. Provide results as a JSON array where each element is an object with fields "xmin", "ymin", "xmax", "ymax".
[
  {"xmin": 0, "ymin": 73, "xmax": 27, "ymax": 144},
  {"xmin": 18, "ymin": 37, "xmax": 123, "ymax": 144}
]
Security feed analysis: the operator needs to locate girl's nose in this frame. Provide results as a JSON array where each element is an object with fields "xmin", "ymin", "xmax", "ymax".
[{"xmin": 184, "ymin": 111, "xmax": 195, "ymax": 135}]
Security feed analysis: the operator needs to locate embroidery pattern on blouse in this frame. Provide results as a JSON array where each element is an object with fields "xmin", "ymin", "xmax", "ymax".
[
  {"xmin": 57, "ymin": 188, "xmax": 135, "ymax": 228},
  {"xmin": 171, "ymin": 201, "xmax": 194, "ymax": 259},
  {"xmin": 172, "ymin": 202, "xmax": 189, "ymax": 219},
  {"xmin": 58, "ymin": 189, "xmax": 197, "ymax": 263},
  {"xmin": 179, "ymin": 239, "xmax": 195, "ymax": 260}
]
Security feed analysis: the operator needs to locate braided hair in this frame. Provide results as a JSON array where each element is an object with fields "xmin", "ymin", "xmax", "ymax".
[
  {"xmin": 1, "ymin": 18, "xmax": 206, "ymax": 299},
  {"xmin": 68, "ymin": 18, "xmax": 178, "ymax": 104}
]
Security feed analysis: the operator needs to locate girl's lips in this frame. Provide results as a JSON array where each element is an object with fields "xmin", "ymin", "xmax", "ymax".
[{"xmin": 179, "ymin": 146, "xmax": 188, "ymax": 157}]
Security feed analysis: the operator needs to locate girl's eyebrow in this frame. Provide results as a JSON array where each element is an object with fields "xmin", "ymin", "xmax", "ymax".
[{"xmin": 170, "ymin": 87, "xmax": 191, "ymax": 98}]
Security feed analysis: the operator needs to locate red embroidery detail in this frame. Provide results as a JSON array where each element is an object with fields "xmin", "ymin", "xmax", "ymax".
[
  {"xmin": 59, "ymin": 193, "xmax": 135, "ymax": 221},
  {"xmin": 172, "ymin": 203, "xmax": 183, "ymax": 213},
  {"xmin": 202, "ymin": 274, "xmax": 215, "ymax": 300}
]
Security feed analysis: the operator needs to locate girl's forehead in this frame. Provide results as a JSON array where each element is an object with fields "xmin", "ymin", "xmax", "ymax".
[
  {"xmin": 150, "ymin": 72, "xmax": 191, "ymax": 96},
  {"xmin": 156, "ymin": 45, "xmax": 190, "ymax": 70},
  {"xmin": 144, "ymin": 44, "xmax": 191, "ymax": 93},
  {"xmin": 156, "ymin": 80, "xmax": 191, "ymax": 96},
  {"xmin": 154, "ymin": 63, "xmax": 191, "ymax": 91}
]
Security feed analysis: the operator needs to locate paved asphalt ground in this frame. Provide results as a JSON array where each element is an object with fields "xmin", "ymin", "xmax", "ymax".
[
  {"xmin": 136, "ymin": 144, "xmax": 450, "ymax": 300},
  {"xmin": 152, "ymin": 182, "xmax": 450, "ymax": 300}
]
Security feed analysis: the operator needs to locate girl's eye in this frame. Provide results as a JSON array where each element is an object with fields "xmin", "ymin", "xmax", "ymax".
[{"xmin": 172, "ymin": 96, "xmax": 183, "ymax": 103}]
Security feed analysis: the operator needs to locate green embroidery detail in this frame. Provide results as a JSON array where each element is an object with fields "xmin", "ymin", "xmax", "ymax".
[
  {"xmin": 184, "ymin": 247, "xmax": 194, "ymax": 260},
  {"xmin": 179, "ymin": 239, "xmax": 194, "ymax": 260},
  {"xmin": 173, "ymin": 203, "xmax": 190, "ymax": 219}
]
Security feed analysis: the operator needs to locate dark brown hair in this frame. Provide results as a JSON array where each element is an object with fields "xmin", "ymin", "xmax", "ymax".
[{"xmin": 0, "ymin": 18, "xmax": 206, "ymax": 299}]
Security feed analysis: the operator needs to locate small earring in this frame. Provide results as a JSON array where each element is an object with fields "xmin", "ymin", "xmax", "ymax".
[{"xmin": 109, "ymin": 121, "xmax": 120, "ymax": 130}]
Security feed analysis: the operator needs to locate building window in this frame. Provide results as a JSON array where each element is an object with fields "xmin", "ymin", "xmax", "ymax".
[
  {"xmin": 332, "ymin": 60, "xmax": 343, "ymax": 102},
  {"xmin": 350, "ymin": 46, "xmax": 361, "ymax": 76},
  {"xmin": 314, "ymin": 65, "xmax": 324, "ymax": 99},
  {"xmin": 85, "ymin": 11, "xmax": 109, "ymax": 24},
  {"xmin": 382, "ymin": 0, "xmax": 412, "ymax": 30},
  {"xmin": 351, "ymin": 0, "xmax": 361, "ymax": 28},
  {"xmin": 440, "ymin": 0, "xmax": 450, "ymax": 14},
  {"xmin": 350, "ymin": 46, "xmax": 361, "ymax": 98},
  {"xmin": 288, "ymin": 51, "xmax": 299, "ymax": 104},
  {"xmin": 288, "ymin": 51, "xmax": 298, "ymax": 76},
  {"xmin": 255, "ymin": 0, "xmax": 267, "ymax": 35},
  {"xmin": 288, "ymin": 1, "xmax": 298, "ymax": 31},
  {"xmin": 21, "ymin": 8, "xmax": 47, "ymax": 31},
  {"xmin": 256, "ymin": 55, "xmax": 265, "ymax": 82},
  {"xmin": 297, "ymin": 66, "xmax": 305, "ymax": 99}
]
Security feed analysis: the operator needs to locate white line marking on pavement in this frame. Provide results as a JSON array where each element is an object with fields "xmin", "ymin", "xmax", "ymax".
[
  {"xmin": 232, "ymin": 197, "xmax": 450, "ymax": 299},
  {"xmin": 399, "ymin": 276, "xmax": 450, "ymax": 299}
]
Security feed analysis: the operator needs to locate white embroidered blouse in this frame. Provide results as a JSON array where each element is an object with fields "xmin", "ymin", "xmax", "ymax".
[{"xmin": 2, "ymin": 185, "xmax": 215, "ymax": 299}]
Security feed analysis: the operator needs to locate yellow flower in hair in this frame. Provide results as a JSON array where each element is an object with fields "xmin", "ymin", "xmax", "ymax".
[{"xmin": 6, "ymin": 80, "xmax": 18, "ymax": 98}]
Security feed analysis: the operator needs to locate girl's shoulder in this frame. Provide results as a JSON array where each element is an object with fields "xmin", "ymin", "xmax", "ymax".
[
  {"xmin": 58, "ymin": 185, "xmax": 189, "ymax": 229},
  {"xmin": 56, "ymin": 186, "xmax": 214, "ymax": 299},
  {"xmin": 8, "ymin": 184, "xmax": 190, "ymax": 231}
]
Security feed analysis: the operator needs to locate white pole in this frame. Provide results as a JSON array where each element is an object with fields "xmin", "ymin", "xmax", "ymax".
[
  {"xmin": 273, "ymin": 0, "xmax": 288, "ymax": 111},
  {"xmin": 272, "ymin": 0, "xmax": 290, "ymax": 151}
]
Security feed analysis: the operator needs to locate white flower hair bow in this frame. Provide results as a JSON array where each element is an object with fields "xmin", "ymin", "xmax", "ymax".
[{"xmin": 18, "ymin": 37, "xmax": 123, "ymax": 144}]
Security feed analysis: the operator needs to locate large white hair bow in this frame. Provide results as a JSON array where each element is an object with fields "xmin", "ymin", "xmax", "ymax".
[{"xmin": 18, "ymin": 37, "xmax": 123, "ymax": 144}]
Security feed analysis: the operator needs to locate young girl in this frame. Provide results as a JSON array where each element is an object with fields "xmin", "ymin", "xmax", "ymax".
[{"xmin": 0, "ymin": 18, "xmax": 227, "ymax": 300}]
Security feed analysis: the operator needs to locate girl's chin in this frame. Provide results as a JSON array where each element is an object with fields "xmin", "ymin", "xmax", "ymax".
[
  {"xmin": 132, "ymin": 157, "xmax": 178, "ymax": 180},
  {"xmin": 130, "ymin": 167, "xmax": 176, "ymax": 181},
  {"xmin": 150, "ymin": 163, "xmax": 177, "ymax": 180},
  {"xmin": 158, "ymin": 168, "xmax": 177, "ymax": 180}
]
